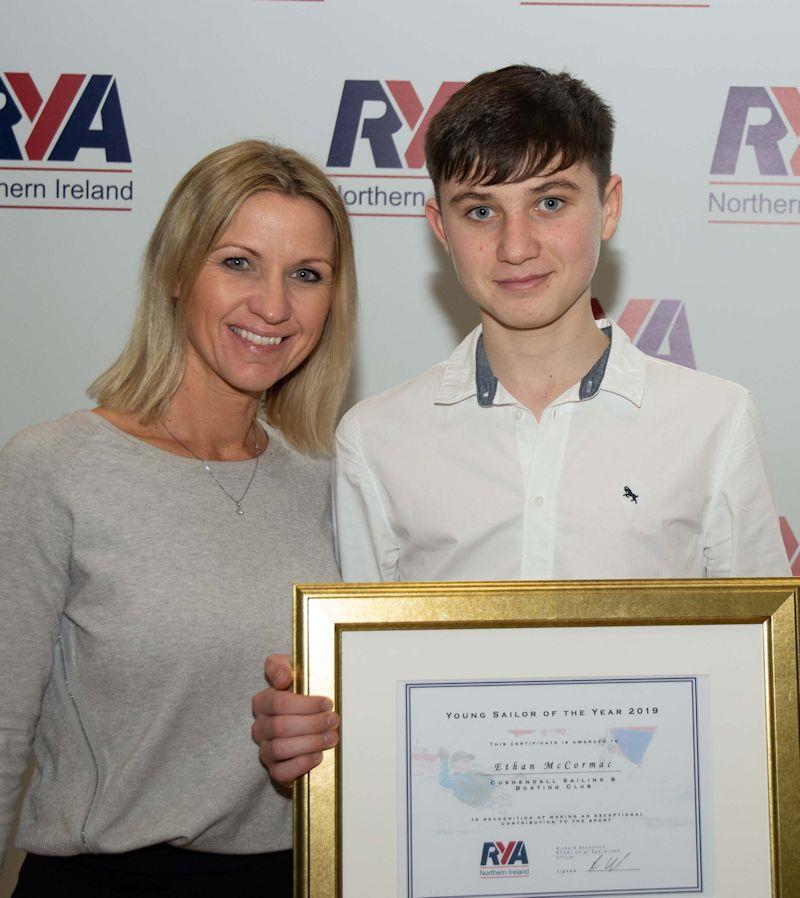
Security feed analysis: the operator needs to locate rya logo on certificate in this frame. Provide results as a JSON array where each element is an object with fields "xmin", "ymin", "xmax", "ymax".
[{"xmin": 479, "ymin": 840, "xmax": 530, "ymax": 878}]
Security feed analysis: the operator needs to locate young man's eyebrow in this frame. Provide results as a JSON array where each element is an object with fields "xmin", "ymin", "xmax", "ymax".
[
  {"xmin": 448, "ymin": 178, "xmax": 582, "ymax": 205},
  {"xmin": 527, "ymin": 178, "xmax": 581, "ymax": 195},
  {"xmin": 447, "ymin": 189, "xmax": 495, "ymax": 205}
]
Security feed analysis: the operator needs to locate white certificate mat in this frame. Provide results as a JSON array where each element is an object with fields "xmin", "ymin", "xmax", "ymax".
[
  {"xmin": 399, "ymin": 676, "xmax": 708, "ymax": 897},
  {"xmin": 340, "ymin": 624, "xmax": 770, "ymax": 898}
]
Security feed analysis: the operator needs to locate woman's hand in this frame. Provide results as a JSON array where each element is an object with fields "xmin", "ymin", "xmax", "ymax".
[{"xmin": 251, "ymin": 654, "xmax": 340, "ymax": 787}]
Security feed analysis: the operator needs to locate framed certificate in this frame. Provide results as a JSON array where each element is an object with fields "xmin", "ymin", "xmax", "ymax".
[{"xmin": 292, "ymin": 580, "xmax": 800, "ymax": 898}]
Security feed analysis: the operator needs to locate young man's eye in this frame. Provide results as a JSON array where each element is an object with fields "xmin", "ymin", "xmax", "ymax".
[
  {"xmin": 538, "ymin": 197, "xmax": 564, "ymax": 213},
  {"xmin": 292, "ymin": 267, "xmax": 321, "ymax": 282},
  {"xmin": 223, "ymin": 257, "xmax": 250, "ymax": 271},
  {"xmin": 467, "ymin": 205, "xmax": 494, "ymax": 221}
]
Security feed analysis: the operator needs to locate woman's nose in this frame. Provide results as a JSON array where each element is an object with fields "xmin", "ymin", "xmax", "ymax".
[{"xmin": 249, "ymin": 276, "xmax": 291, "ymax": 324}]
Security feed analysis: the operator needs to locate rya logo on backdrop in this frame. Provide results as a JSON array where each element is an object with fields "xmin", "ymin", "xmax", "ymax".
[
  {"xmin": 711, "ymin": 87, "xmax": 800, "ymax": 177},
  {"xmin": 327, "ymin": 80, "xmax": 462, "ymax": 170},
  {"xmin": 325, "ymin": 79, "xmax": 463, "ymax": 218},
  {"xmin": 779, "ymin": 518, "xmax": 800, "ymax": 576},
  {"xmin": 0, "ymin": 73, "xmax": 130, "ymax": 163},
  {"xmin": 480, "ymin": 840, "xmax": 530, "ymax": 877},
  {"xmin": 708, "ymin": 86, "xmax": 800, "ymax": 225},
  {"xmin": 592, "ymin": 298, "xmax": 696, "ymax": 369},
  {"xmin": 0, "ymin": 72, "xmax": 133, "ymax": 211}
]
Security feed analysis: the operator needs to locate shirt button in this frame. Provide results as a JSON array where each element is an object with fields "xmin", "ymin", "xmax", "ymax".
[
  {"xmin": 534, "ymin": 495, "xmax": 545, "ymax": 507},
  {"xmin": 515, "ymin": 409, "xmax": 524, "ymax": 421}
]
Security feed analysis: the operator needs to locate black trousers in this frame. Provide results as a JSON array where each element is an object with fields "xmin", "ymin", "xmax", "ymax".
[{"xmin": 13, "ymin": 844, "xmax": 292, "ymax": 897}]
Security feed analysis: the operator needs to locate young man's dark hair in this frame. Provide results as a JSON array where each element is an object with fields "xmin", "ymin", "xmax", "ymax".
[{"xmin": 424, "ymin": 64, "xmax": 614, "ymax": 196}]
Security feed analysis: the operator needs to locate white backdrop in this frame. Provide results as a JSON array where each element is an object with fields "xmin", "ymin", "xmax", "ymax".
[{"xmin": 1, "ymin": 0, "xmax": 798, "ymax": 569}]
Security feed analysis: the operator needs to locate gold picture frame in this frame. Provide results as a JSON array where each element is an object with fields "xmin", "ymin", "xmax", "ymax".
[{"xmin": 293, "ymin": 579, "xmax": 800, "ymax": 898}]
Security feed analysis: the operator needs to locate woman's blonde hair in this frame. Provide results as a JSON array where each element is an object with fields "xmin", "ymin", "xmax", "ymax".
[{"xmin": 89, "ymin": 140, "xmax": 356, "ymax": 454}]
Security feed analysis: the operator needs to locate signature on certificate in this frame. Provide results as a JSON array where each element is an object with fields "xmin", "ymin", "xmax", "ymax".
[{"xmin": 588, "ymin": 851, "xmax": 639, "ymax": 872}]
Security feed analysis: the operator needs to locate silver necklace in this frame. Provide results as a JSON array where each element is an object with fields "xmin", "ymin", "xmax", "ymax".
[{"xmin": 161, "ymin": 419, "xmax": 261, "ymax": 516}]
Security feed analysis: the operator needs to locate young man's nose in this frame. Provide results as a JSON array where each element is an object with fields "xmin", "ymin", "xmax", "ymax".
[{"xmin": 497, "ymin": 214, "xmax": 542, "ymax": 264}]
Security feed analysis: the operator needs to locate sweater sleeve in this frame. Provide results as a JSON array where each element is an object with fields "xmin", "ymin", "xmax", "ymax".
[{"xmin": 0, "ymin": 427, "xmax": 73, "ymax": 871}]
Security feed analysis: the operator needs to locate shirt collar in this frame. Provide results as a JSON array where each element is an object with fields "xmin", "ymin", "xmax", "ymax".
[
  {"xmin": 434, "ymin": 319, "xmax": 646, "ymax": 408},
  {"xmin": 434, "ymin": 327, "xmax": 484, "ymax": 405}
]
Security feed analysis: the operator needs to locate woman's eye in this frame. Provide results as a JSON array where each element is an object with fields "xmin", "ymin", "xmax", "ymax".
[
  {"xmin": 223, "ymin": 257, "xmax": 250, "ymax": 271},
  {"xmin": 467, "ymin": 205, "xmax": 494, "ymax": 221},
  {"xmin": 292, "ymin": 267, "xmax": 321, "ymax": 282},
  {"xmin": 538, "ymin": 197, "xmax": 564, "ymax": 213}
]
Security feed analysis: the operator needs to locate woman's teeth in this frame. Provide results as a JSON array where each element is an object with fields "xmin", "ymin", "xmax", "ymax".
[{"xmin": 230, "ymin": 326, "xmax": 283, "ymax": 346}]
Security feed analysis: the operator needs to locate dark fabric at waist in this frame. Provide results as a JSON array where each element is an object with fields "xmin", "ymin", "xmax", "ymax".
[{"xmin": 14, "ymin": 845, "xmax": 292, "ymax": 897}]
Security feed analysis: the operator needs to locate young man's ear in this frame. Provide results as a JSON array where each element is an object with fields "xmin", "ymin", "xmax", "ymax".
[
  {"xmin": 425, "ymin": 196, "xmax": 451, "ymax": 255},
  {"xmin": 600, "ymin": 174, "xmax": 623, "ymax": 242}
]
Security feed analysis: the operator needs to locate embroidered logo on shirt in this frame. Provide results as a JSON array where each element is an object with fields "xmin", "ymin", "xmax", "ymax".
[{"xmin": 623, "ymin": 486, "xmax": 639, "ymax": 504}]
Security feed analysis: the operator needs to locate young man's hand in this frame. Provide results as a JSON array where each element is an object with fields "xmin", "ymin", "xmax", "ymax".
[{"xmin": 251, "ymin": 653, "xmax": 340, "ymax": 787}]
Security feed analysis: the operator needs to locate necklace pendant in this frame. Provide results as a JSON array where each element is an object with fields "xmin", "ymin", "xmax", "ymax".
[{"xmin": 161, "ymin": 418, "xmax": 259, "ymax": 517}]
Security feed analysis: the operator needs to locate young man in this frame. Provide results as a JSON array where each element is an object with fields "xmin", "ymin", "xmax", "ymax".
[
  {"xmin": 252, "ymin": 65, "xmax": 789, "ymax": 786},
  {"xmin": 332, "ymin": 64, "xmax": 789, "ymax": 582}
]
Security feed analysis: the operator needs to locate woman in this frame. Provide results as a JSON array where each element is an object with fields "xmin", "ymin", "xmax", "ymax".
[{"xmin": 0, "ymin": 140, "xmax": 354, "ymax": 896}]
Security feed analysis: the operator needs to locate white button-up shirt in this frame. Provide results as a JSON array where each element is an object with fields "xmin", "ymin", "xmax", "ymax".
[{"xmin": 333, "ymin": 321, "xmax": 789, "ymax": 581}]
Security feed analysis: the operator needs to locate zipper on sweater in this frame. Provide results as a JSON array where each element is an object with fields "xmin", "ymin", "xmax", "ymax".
[{"xmin": 58, "ymin": 633, "xmax": 100, "ymax": 850}]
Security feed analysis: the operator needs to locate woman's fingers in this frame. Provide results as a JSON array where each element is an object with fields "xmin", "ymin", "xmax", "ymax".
[{"xmin": 252, "ymin": 657, "xmax": 340, "ymax": 785}]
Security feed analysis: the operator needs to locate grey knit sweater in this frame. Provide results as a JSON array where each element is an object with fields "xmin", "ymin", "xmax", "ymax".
[{"xmin": 0, "ymin": 411, "xmax": 339, "ymax": 869}]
